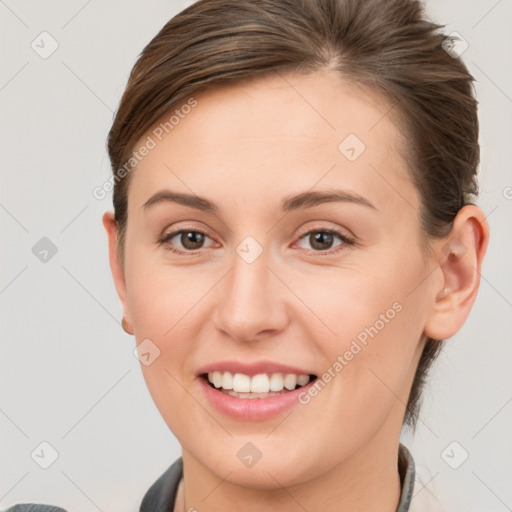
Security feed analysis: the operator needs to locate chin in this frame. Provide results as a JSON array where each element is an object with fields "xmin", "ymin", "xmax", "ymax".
[{"xmin": 188, "ymin": 436, "xmax": 331, "ymax": 490}]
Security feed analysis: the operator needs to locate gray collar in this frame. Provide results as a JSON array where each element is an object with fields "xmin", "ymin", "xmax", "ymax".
[{"xmin": 397, "ymin": 443, "xmax": 416, "ymax": 512}]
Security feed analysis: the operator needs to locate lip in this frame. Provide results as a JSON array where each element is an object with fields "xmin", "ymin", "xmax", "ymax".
[
  {"xmin": 195, "ymin": 360, "xmax": 316, "ymax": 377},
  {"xmin": 198, "ymin": 376, "xmax": 317, "ymax": 420},
  {"xmin": 196, "ymin": 360, "xmax": 318, "ymax": 421}
]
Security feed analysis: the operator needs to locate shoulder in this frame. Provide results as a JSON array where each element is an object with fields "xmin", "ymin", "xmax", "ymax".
[
  {"xmin": 2, "ymin": 458, "xmax": 183, "ymax": 512},
  {"xmin": 139, "ymin": 457, "xmax": 183, "ymax": 512},
  {"xmin": 2, "ymin": 505, "xmax": 68, "ymax": 512}
]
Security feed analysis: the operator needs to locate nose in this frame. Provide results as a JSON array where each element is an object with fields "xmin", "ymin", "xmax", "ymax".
[{"xmin": 213, "ymin": 242, "xmax": 290, "ymax": 343}]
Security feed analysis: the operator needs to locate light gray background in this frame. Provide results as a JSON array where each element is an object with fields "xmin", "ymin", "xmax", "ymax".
[{"xmin": 1, "ymin": 1, "xmax": 511, "ymax": 511}]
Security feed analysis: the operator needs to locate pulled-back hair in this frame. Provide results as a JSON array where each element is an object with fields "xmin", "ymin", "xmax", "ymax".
[{"xmin": 107, "ymin": 0, "xmax": 479, "ymax": 428}]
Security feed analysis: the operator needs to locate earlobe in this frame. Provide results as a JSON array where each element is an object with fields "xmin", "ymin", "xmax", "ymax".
[
  {"xmin": 121, "ymin": 315, "xmax": 134, "ymax": 336},
  {"xmin": 102, "ymin": 211, "xmax": 132, "ymax": 331},
  {"xmin": 424, "ymin": 205, "xmax": 490, "ymax": 341}
]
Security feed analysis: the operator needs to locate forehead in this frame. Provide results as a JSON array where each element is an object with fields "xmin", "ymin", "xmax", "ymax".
[{"xmin": 128, "ymin": 69, "xmax": 417, "ymax": 216}]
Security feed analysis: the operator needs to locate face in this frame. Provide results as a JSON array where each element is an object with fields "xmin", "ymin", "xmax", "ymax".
[{"xmin": 113, "ymin": 70, "xmax": 441, "ymax": 486}]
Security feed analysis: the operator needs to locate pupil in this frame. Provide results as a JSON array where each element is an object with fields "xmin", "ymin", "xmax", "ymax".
[
  {"xmin": 183, "ymin": 231, "xmax": 204, "ymax": 249},
  {"xmin": 311, "ymin": 232, "xmax": 333, "ymax": 250}
]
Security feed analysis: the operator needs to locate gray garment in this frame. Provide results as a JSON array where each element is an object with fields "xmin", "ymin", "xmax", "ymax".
[
  {"xmin": 2, "ymin": 505, "xmax": 67, "ymax": 512},
  {"xmin": 140, "ymin": 443, "xmax": 416, "ymax": 512},
  {"xmin": 397, "ymin": 443, "xmax": 415, "ymax": 512},
  {"xmin": 2, "ymin": 443, "xmax": 415, "ymax": 512}
]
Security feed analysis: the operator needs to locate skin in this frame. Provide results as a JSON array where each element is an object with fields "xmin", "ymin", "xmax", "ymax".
[{"xmin": 103, "ymin": 69, "xmax": 489, "ymax": 512}]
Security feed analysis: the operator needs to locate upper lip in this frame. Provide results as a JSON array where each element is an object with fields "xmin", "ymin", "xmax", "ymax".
[{"xmin": 196, "ymin": 360, "xmax": 317, "ymax": 378}]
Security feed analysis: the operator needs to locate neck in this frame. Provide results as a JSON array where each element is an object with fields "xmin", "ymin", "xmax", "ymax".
[{"xmin": 175, "ymin": 419, "xmax": 403, "ymax": 512}]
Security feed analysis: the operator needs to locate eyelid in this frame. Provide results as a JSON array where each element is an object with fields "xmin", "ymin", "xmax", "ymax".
[
  {"xmin": 160, "ymin": 220, "xmax": 215, "ymax": 239},
  {"xmin": 294, "ymin": 222, "xmax": 355, "ymax": 240},
  {"xmin": 293, "ymin": 221, "xmax": 357, "ymax": 248}
]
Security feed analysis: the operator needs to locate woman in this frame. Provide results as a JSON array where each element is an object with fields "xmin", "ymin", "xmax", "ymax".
[{"xmin": 6, "ymin": 0, "xmax": 489, "ymax": 511}]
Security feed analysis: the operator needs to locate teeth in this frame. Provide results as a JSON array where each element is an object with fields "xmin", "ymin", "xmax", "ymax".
[
  {"xmin": 226, "ymin": 390, "xmax": 284, "ymax": 399},
  {"xmin": 212, "ymin": 371, "xmax": 223, "ymax": 388},
  {"xmin": 207, "ymin": 371, "xmax": 312, "ymax": 394},
  {"xmin": 269, "ymin": 373, "xmax": 284, "ymax": 392},
  {"xmin": 233, "ymin": 373, "xmax": 251, "ymax": 392},
  {"xmin": 284, "ymin": 374, "xmax": 297, "ymax": 390},
  {"xmin": 250, "ymin": 373, "xmax": 270, "ymax": 393},
  {"xmin": 221, "ymin": 371, "xmax": 233, "ymax": 390},
  {"xmin": 297, "ymin": 374, "xmax": 310, "ymax": 386}
]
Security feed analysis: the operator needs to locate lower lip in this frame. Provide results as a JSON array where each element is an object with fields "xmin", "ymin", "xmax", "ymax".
[{"xmin": 198, "ymin": 376, "xmax": 316, "ymax": 421}]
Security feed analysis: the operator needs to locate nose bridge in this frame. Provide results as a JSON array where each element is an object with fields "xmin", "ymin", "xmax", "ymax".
[{"xmin": 214, "ymin": 236, "xmax": 287, "ymax": 341}]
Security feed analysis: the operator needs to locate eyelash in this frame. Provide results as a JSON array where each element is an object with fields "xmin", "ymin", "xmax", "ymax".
[{"xmin": 158, "ymin": 226, "xmax": 355, "ymax": 256}]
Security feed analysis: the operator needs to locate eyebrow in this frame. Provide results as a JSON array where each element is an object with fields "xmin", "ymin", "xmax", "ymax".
[
  {"xmin": 141, "ymin": 188, "xmax": 377, "ymax": 213},
  {"xmin": 142, "ymin": 190, "xmax": 219, "ymax": 214},
  {"xmin": 281, "ymin": 189, "xmax": 376, "ymax": 212}
]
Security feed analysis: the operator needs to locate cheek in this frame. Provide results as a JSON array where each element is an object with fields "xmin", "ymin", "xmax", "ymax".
[
  {"xmin": 293, "ymin": 257, "xmax": 424, "ymax": 353},
  {"xmin": 125, "ymin": 245, "xmax": 206, "ymax": 335},
  {"xmin": 125, "ymin": 261, "xmax": 208, "ymax": 440},
  {"xmin": 123, "ymin": 251, "xmax": 195, "ymax": 361},
  {"xmin": 294, "ymin": 252, "xmax": 428, "ymax": 417}
]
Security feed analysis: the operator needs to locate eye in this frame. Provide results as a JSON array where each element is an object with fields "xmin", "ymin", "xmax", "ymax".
[
  {"xmin": 158, "ymin": 226, "xmax": 354, "ymax": 256},
  {"xmin": 159, "ymin": 228, "xmax": 215, "ymax": 254},
  {"xmin": 294, "ymin": 228, "xmax": 354, "ymax": 254}
]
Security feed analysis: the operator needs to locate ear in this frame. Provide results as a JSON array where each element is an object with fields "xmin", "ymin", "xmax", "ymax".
[
  {"xmin": 424, "ymin": 205, "xmax": 490, "ymax": 340},
  {"xmin": 102, "ymin": 211, "xmax": 133, "ymax": 335}
]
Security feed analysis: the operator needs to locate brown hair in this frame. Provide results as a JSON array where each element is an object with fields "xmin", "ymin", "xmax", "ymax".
[{"xmin": 107, "ymin": 0, "xmax": 479, "ymax": 429}]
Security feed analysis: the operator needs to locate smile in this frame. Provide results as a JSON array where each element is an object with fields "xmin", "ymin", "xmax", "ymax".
[
  {"xmin": 204, "ymin": 371, "xmax": 313, "ymax": 398},
  {"xmin": 196, "ymin": 361, "xmax": 319, "ymax": 420}
]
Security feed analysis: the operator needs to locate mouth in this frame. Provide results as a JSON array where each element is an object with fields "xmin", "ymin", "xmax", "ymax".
[
  {"xmin": 200, "ymin": 371, "xmax": 318, "ymax": 399},
  {"xmin": 196, "ymin": 361, "xmax": 319, "ymax": 419}
]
